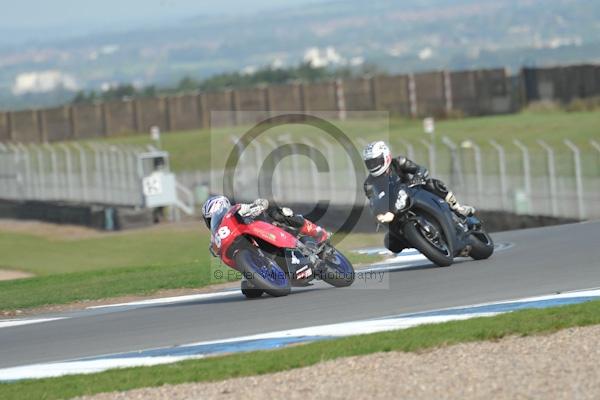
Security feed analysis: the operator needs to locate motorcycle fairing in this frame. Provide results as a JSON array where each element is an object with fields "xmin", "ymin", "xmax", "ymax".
[{"xmin": 285, "ymin": 249, "xmax": 313, "ymax": 282}]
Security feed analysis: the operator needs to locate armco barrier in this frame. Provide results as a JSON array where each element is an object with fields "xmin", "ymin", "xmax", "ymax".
[
  {"xmin": 1, "ymin": 63, "xmax": 599, "ymax": 143},
  {"xmin": 0, "ymin": 199, "xmax": 154, "ymax": 231}
]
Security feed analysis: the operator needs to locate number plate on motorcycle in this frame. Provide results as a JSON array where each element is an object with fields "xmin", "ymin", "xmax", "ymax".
[{"xmin": 285, "ymin": 250, "xmax": 312, "ymax": 280}]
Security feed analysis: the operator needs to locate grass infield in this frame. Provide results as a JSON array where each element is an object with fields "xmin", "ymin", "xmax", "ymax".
[
  {"xmin": 1, "ymin": 299, "xmax": 599, "ymax": 400},
  {"xmin": 0, "ymin": 228, "xmax": 381, "ymax": 312},
  {"xmin": 100, "ymin": 110, "xmax": 600, "ymax": 172}
]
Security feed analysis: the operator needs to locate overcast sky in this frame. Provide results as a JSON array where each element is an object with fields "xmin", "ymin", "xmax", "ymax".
[{"xmin": 1, "ymin": 0, "xmax": 325, "ymax": 30}]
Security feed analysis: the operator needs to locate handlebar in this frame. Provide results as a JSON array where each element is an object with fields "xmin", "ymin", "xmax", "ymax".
[{"xmin": 409, "ymin": 177, "xmax": 427, "ymax": 188}]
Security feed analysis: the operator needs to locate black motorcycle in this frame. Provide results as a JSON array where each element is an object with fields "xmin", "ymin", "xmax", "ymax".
[{"xmin": 367, "ymin": 174, "xmax": 494, "ymax": 267}]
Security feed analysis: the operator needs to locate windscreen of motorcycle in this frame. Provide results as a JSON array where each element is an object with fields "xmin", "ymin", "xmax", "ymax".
[{"xmin": 368, "ymin": 174, "xmax": 400, "ymax": 215}]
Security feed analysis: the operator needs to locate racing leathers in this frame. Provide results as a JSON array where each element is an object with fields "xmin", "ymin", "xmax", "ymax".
[
  {"xmin": 364, "ymin": 156, "xmax": 474, "ymax": 254},
  {"xmin": 237, "ymin": 199, "xmax": 329, "ymax": 243}
]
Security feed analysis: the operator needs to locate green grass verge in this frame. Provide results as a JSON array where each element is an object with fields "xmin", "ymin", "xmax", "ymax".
[
  {"xmin": 97, "ymin": 110, "xmax": 600, "ymax": 172},
  {"xmin": 2, "ymin": 299, "xmax": 599, "ymax": 400},
  {"xmin": 0, "ymin": 262, "xmax": 235, "ymax": 311},
  {"xmin": 0, "ymin": 227, "xmax": 379, "ymax": 276},
  {"xmin": 0, "ymin": 227, "xmax": 381, "ymax": 311},
  {"xmin": 0, "ymin": 229, "xmax": 210, "ymax": 275}
]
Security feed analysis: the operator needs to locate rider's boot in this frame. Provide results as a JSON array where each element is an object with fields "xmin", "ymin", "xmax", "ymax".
[
  {"xmin": 445, "ymin": 192, "xmax": 475, "ymax": 217},
  {"xmin": 299, "ymin": 219, "xmax": 330, "ymax": 243}
]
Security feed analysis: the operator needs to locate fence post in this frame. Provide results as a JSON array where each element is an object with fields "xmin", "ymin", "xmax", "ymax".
[
  {"xmin": 441, "ymin": 136, "xmax": 464, "ymax": 188},
  {"xmin": 318, "ymin": 137, "xmax": 337, "ymax": 205},
  {"xmin": 398, "ymin": 139, "xmax": 415, "ymax": 162},
  {"xmin": 288, "ymin": 141, "xmax": 303, "ymax": 202},
  {"xmin": 335, "ymin": 79, "xmax": 347, "ymax": 121},
  {"xmin": 408, "ymin": 74, "xmax": 418, "ymax": 118},
  {"xmin": 0, "ymin": 143, "xmax": 7, "ymax": 197},
  {"xmin": 564, "ymin": 139, "xmax": 585, "ymax": 220},
  {"xmin": 107, "ymin": 146, "xmax": 120, "ymax": 204},
  {"xmin": 538, "ymin": 140, "xmax": 559, "ymax": 216},
  {"xmin": 513, "ymin": 139, "xmax": 532, "ymax": 211},
  {"xmin": 17, "ymin": 143, "xmax": 32, "ymax": 199},
  {"xmin": 35, "ymin": 146, "xmax": 46, "ymax": 200},
  {"xmin": 59, "ymin": 144, "xmax": 74, "ymax": 200},
  {"xmin": 489, "ymin": 140, "xmax": 508, "ymax": 210},
  {"xmin": 590, "ymin": 139, "xmax": 600, "ymax": 154},
  {"xmin": 91, "ymin": 144, "xmax": 103, "ymax": 203},
  {"xmin": 301, "ymin": 139, "xmax": 321, "ymax": 204},
  {"xmin": 73, "ymin": 143, "xmax": 89, "ymax": 202},
  {"xmin": 264, "ymin": 137, "xmax": 283, "ymax": 202},
  {"xmin": 443, "ymin": 70, "xmax": 453, "ymax": 115},
  {"xmin": 419, "ymin": 139, "xmax": 436, "ymax": 178},
  {"xmin": 116, "ymin": 147, "xmax": 128, "ymax": 204},
  {"xmin": 8, "ymin": 143, "xmax": 21, "ymax": 199},
  {"xmin": 460, "ymin": 140, "xmax": 484, "ymax": 206},
  {"xmin": 43, "ymin": 143, "xmax": 59, "ymax": 200}
]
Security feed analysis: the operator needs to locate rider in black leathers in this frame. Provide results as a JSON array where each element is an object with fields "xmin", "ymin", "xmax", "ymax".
[{"xmin": 362, "ymin": 141, "xmax": 475, "ymax": 254}]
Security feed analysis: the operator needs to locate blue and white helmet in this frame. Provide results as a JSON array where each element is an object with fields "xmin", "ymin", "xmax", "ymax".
[{"xmin": 202, "ymin": 195, "xmax": 231, "ymax": 228}]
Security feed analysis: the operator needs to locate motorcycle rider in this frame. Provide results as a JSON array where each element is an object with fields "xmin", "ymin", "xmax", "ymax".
[
  {"xmin": 362, "ymin": 140, "xmax": 475, "ymax": 253},
  {"xmin": 202, "ymin": 195, "xmax": 329, "ymax": 254}
]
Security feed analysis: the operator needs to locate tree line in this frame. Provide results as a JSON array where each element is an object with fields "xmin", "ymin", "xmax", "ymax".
[{"xmin": 72, "ymin": 63, "xmax": 378, "ymax": 104}]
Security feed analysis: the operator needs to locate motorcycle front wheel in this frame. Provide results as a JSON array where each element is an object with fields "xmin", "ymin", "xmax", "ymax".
[
  {"xmin": 468, "ymin": 230, "xmax": 494, "ymax": 260},
  {"xmin": 318, "ymin": 247, "xmax": 355, "ymax": 287},
  {"xmin": 403, "ymin": 216, "xmax": 454, "ymax": 267}
]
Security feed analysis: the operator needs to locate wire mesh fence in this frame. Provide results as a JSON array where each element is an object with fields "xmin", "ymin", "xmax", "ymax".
[
  {"xmin": 179, "ymin": 136, "xmax": 600, "ymax": 220},
  {"xmin": 2, "ymin": 137, "xmax": 599, "ymax": 220},
  {"xmin": 0, "ymin": 142, "xmax": 147, "ymax": 207}
]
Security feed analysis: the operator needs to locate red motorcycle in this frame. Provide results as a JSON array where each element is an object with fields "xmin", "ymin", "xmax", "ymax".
[{"xmin": 210, "ymin": 204, "xmax": 355, "ymax": 298}]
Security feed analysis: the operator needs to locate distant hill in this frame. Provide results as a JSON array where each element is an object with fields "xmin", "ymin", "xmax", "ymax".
[{"xmin": 1, "ymin": 0, "xmax": 599, "ymax": 110}]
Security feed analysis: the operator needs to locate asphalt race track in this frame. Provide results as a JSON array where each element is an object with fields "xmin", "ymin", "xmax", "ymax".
[{"xmin": 1, "ymin": 221, "xmax": 599, "ymax": 370}]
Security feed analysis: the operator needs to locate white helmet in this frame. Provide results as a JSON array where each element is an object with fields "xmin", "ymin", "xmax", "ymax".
[{"xmin": 363, "ymin": 141, "xmax": 392, "ymax": 177}]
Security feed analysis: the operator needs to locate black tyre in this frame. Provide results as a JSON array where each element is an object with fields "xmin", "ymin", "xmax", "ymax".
[
  {"xmin": 235, "ymin": 248, "xmax": 291, "ymax": 297},
  {"xmin": 468, "ymin": 230, "xmax": 494, "ymax": 260},
  {"xmin": 403, "ymin": 217, "xmax": 453, "ymax": 267},
  {"xmin": 385, "ymin": 232, "xmax": 409, "ymax": 254},
  {"xmin": 240, "ymin": 280, "xmax": 264, "ymax": 299},
  {"xmin": 318, "ymin": 248, "xmax": 355, "ymax": 287}
]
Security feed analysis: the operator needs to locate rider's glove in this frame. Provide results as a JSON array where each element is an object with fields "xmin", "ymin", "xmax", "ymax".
[
  {"xmin": 254, "ymin": 198, "xmax": 269, "ymax": 210},
  {"xmin": 238, "ymin": 198, "xmax": 269, "ymax": 218},
  {"xmin": 412, "ymin": 173, "xmax": 427, "ymax": 186}
]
